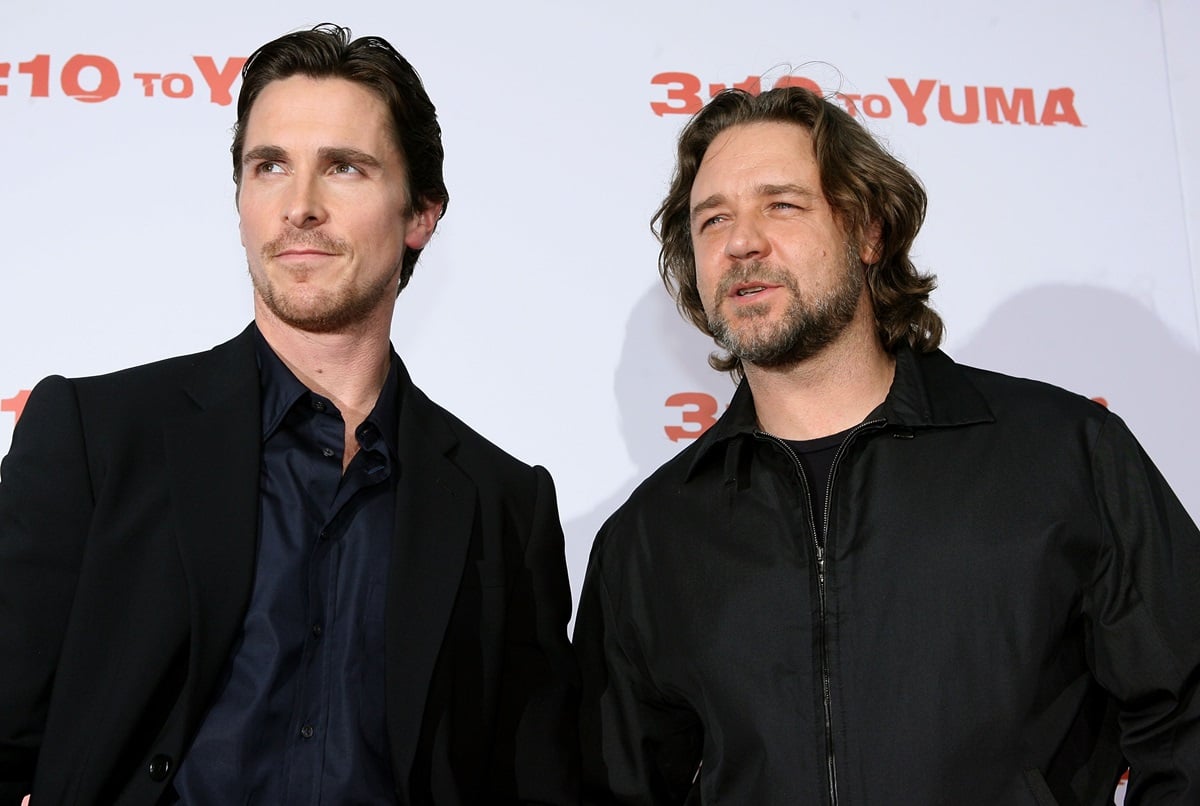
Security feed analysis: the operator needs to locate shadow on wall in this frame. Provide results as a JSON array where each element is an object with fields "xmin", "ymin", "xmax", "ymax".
[
  {"xmin": 564, "ymin": 283, "xmax": 735, "ymax": 618},
  {"xmin": 954, "ymin": 284, "xmax": 1200, "ymax": 521}
]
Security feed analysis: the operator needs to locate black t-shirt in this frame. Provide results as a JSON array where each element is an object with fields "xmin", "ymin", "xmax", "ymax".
[{"xmin": 785, "ymin": 427, "xmax": 853, "ymax": 537}]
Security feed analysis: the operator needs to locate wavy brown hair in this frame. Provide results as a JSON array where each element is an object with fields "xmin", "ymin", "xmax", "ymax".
[
  {"xmin": 652, "ymin": 87, "xmax": 942, "ymax": 375},
  {"xmin": 231, "ymin": 23, "xmax": 449, "ymax": 293}
]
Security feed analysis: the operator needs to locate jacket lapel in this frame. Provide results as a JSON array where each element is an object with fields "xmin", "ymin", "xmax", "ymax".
[
  {"xmin": 383, "ymin": 367, "xmax": 476, "ymax": 790},
  {"xmin": 161, "ymin": 325, "xmax": 262, "ymax": 720}
]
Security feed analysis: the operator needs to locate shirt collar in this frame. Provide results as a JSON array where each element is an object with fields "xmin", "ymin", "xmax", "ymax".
[
  {"xmin": 358, "ymin": 350, "xmax": 402, "ymax": 458},
  {"xmin": 255, "ymin": 327, "xmax": 310, "ymax": 441},
  {"xmin": 253, "ymin": 325, "xmax": 403, "ymax": 456}
]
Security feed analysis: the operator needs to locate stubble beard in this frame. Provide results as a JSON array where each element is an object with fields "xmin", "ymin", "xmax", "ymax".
[
  {"xmin": 706, "ymin": 250, "xmax": 864, "ymax": 369},
  {"xmin": 250, "ymin": 232, "xmax": 401, "ymax": 335}
]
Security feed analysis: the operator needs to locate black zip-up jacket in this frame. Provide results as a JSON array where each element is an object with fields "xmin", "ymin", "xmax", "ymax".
[{"xmin": 576, "ymin": 347, "xmax": 1200, "ymax": 805}]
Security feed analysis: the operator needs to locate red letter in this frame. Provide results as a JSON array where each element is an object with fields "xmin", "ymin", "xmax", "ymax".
[
  {"xmin": 1041, "ymin": 88, "xmax": 1083, "ymax": 127},
  {"xmin": 836, "ymin": 92, "xmax": 861, "ymax": 117},
  {"xmin": 0, "ymin": 62, "xmax": 9, "ymax": 97},
  {"xmin": 651, "ymin": 72, "xmax": 703, "ymax": 116},
  {"xmin": 938, "ymin": 84, "xmax": 979, "ymax": 124},
  {"xmin": 984, "ymin": 86, "xmax": 1036, "ymax": 125},
  {"xmin": 2, "ymin": 390, "xmax": 31, "ymax": 426},
  {"xmin": 665, "ymin": 392, "xmax": 719, "ymax": 442},
  {"xmin": 18, "ymin": 54, "xmax": 51, "ymax": 97},
  {"xmin": 193, "ymin": 56, "xmax": 245, "ymax": 106},
  {"xmin": 61, "ymin": 54, "xmax": 120, "ymax": 103},
  {"xmin": 134, "ymin": 72, "xmax": 161, "ymax": 96},
  {"xmin": 861, "ymin": 94, "xmax": 892, "ymax": 119},
  {"xmin": 887, "ymin": 78, "xmax": 936, "ymax": 125},
  {"xmin": 161, "ymin": 73, "xmax": 194, "ymax": 99}
]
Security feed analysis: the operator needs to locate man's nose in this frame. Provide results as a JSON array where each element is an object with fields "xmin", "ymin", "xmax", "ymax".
[
  {"xmin": 725, "ymin": 215, "xmax": 769, "ymax": 261},
  {"xmin": 283, "ymin": 175, "xmax": 327, "ymax": 229}
]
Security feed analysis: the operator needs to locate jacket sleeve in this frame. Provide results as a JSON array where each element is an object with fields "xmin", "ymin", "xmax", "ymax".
[
  {"xmin": 575, "ymin": 528, "xmax": 702, "ymax": 806},
  {"xmin": 488, "ymin": 465, "xmax": 582, "ymax": 804},
  {"xmin": 1084, "ymin": 411, "xmax": 1200, "ymax": 802},
  {"xmin": 0, "ymin": 377, "xmax": 95, "ymax": 806}
]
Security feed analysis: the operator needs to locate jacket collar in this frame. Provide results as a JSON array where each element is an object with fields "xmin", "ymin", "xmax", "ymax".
[
  {"xmin": 882, "ymin": 346, "xmax": 995, "ymax": 428},
  {"xmin": 685, "ymin": 345, "xmax": 995, "ymax": 480}
]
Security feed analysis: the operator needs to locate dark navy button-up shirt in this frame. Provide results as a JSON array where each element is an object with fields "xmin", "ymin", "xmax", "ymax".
[{"xmin": 171, "ymin": 329, "xmax": 401, "ymax": 804}]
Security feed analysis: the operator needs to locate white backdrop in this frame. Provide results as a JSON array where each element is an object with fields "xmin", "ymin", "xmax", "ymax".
[{"xmin": 3, "ymin": 3, "xmax": 1198, "ymax": 800}]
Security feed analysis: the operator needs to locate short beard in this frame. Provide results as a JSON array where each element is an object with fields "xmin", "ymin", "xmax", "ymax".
[
  {"xmin": 707, "ymin": 248, "xmax": 864, "ymax": 369},
  {"xmin": 250, "ymin": 232, "xmax": 399, "ymax": 334}
]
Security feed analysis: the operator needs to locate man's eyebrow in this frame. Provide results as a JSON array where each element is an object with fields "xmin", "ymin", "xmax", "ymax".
[
  {"xmin": 691, "ymin": 194, "xmax": 726, "ymax": 222},
  {"xmin": 318, "ymin": 146, "xmax": 383, "ymax": 168},
  {"xmin": 242, "ymin": 145, "xmax": 286, "ymax": 165},
  {"xmin": 759, "ymin": 182, "xmax": 819, "ymax": 200}
]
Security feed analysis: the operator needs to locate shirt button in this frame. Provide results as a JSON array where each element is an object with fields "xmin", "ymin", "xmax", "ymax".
[
  {"xmin": 311, "ymin": 622, "xmax": 323, "ymax": 638},
  {"xmin": 300, "ymin": 725, "xmax": 315, "ymax": 739},
  {"xmin": 321, "ymin": 447, "xmax": 336, "ymax": 458},
  {"xmin": 311, "ymin": 399, "xmax": 326, "ymax": 412},
  {"xmin": 148, "ymin": 753, "xmax": 172, "ymax": 781}
]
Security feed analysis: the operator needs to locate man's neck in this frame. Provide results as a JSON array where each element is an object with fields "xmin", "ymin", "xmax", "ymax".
[
  {"xmin": 743, "ymin": 315, "xmax": 895, "ymax": 441},
  {"xmin": 254, "ymin": 302, "xmax": 393, "ymax": 441}
]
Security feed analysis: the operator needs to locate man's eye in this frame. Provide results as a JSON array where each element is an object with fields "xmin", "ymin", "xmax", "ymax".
[
  {"xmin": 255, "ymin": 162, "xmax": 283, "ymax": 175},
  {"xmin": 700, "ymin": 215, "xmax": 726, "ymax": 231},
  {"xmin": 332, "ymin": 163, "xmax": 361, "ymax": 175}
]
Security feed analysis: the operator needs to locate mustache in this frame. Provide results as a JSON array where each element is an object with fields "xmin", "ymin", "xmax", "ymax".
[
  {"xmin": 714, "ymin": 261, "xmax": 795, "ymax": 298},
  {"xmin": 263, "ymin": 231, "xmax": 348, "ymax": 257}
]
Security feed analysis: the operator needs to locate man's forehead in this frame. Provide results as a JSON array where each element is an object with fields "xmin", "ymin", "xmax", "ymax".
[
  {"xmin": 246, "ymin": 76, "xmax": 389, "ymax": 131},
  {"xmin": 691, "ymin": 121, "xmax": 819, "ymax": 196},
  {"xmin": 700, "ymin": 121, "xmax": 814, "ymax": 166},
  {"xmin": 242, "ymin": 76, "xmax": 398, "ymax": 156}
]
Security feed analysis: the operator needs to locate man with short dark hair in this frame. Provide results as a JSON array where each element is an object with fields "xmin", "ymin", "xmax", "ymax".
[
  {"xmin": 0, "ymin": 25, "xmax": 578, "ymax": 805},
  {"xmin": 575, "ymin": 87, "xmax": 1200, "ymax": 805}
]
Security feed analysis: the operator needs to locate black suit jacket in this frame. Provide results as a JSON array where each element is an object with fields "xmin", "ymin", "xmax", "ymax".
[{"xmin": 0, "ymin": 325, "xmax": 579, "ymax": 805}]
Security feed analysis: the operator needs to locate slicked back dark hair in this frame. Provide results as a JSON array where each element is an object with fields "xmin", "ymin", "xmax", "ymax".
[
  {"xmin": 652, "ymin": 87, "xmax": 943, "ymax": 375},
  {"xmin": 232, "ymin": 23, "xmax": 448, "ymax": 292}
]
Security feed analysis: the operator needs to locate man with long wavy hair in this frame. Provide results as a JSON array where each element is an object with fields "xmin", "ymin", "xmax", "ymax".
[{"xmin": 575, "ymin": 87, "xmax": 1199, "ymax": 805}]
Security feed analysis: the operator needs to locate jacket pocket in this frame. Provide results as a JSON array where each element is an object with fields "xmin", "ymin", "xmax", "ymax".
[{"xmin": 1022, "ymin": 769, "xmax": 1062, "ymax": 806}]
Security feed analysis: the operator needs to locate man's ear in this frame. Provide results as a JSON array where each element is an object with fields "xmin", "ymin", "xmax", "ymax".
[
  {"xmin": 404, "ymin": 201, "xmax": 443, "ymax": 250},
  {"xmin": 859, "ymin": 220, "xmax": 883, "ymax": 265}
]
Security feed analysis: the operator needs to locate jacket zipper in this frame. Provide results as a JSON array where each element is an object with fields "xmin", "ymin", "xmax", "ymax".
[{"xmin": 757, "ymin": 417, "xmax": 887, "ymax": 806}]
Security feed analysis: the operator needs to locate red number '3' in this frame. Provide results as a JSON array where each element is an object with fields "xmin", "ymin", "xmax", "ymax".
[
  {"xmin": 650, "ymin": 72, "xmax": 702, "ymax": 117},
  {"xmin": 664, "ymin": 392, "xmax": 718, "ymax": 441}
]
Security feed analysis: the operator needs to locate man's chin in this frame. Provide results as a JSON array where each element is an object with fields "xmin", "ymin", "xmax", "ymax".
[
  {"xmin": 261, "ymin": 296, "xmax": 354, "ymax": 334},
  {"xmin": 719, "ymin": 327, "xmax": 829, "ymax": 369},
  {"xmin": 716, "ymin": 323, "xmax": 790, "ymax": 361}
]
